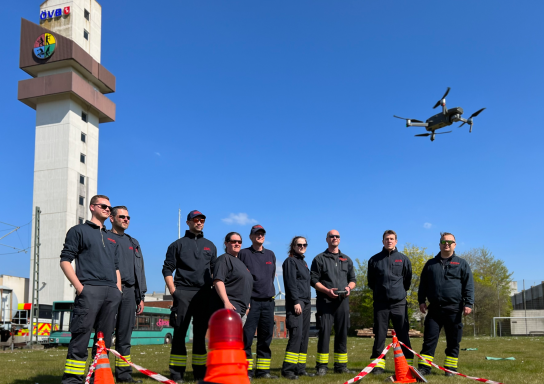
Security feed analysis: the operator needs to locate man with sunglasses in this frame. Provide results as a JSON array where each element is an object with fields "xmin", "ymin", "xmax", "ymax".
[
  {"xmin": 60, "ymin": 195, "xmax": 122, "ymax": 384},
  {"xmin": 238, "ymin": 225, "xmax": 278, "ymax": 379},
  {"xmin": 310, "ymin": 230, "xmax": 356, "ymax": 376},
  {"xmin": 417, "ymin": 232, "xmax": 474, "ymax": 377},
  {"xmin": 162, "ymin": 210, "xmax": 217, "ymax": 383},
  {"xmin": 367, "ymin": 230, "xmax": 413, "ymax": 375},
  {"xmin": 108, "ymin": 206, "xmax": 147, "ymax": 383}
]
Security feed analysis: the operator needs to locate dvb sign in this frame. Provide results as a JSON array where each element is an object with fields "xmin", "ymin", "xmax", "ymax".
[{"xmin": 40, "ymin": 7, "xmax": 71, "ymax": 20}]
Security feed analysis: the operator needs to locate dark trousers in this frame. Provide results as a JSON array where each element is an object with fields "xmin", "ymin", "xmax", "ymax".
[
  {"xmin": 281, "ymin": 302, "xmax": 311, "ymax": 376},
  {"xmin": 243, "ymin": 298, "xmax": 275, "ymax": 377},
  {"xmin": 62, "ymin": 285, "xmax": 122, "ymax": 384},
  {"xmin": 169, "ymin": 287, "xmax": 211, "ymax": 381},
  {"xmin": 419, "ymin": 307, "xmax": 463, "ymax": 370},
  {"xmin": 114, "ymin": 286, "xmax": 137, "ymax": 381},
  {"xmin": 316, "ymin": 298, "xmax": 349, "ymax": 371},
  {"xmin": 371, "ymin": 298, "xmax": 413, "ymax": 360}
]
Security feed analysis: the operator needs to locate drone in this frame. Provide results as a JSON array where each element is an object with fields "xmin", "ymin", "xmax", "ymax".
[{"xmin": 394, "ymin": 87, "xmax": 485, "ymax": 141}]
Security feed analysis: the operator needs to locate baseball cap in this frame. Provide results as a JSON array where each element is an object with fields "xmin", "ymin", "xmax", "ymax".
[
  {"xmin": 250, "ymin": 224, "xmax": 266, "ymax": 235},
  {"xmin": 187, "ymin": 210, "xmax": 206, "ymax": 220}
]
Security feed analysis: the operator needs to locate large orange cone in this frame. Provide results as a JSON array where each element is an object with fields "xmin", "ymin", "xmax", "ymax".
[
  {"xmin": 385, "ymin": 331, "xmax": 417, "ymax": 383},
  {"xmin": 204, "ymin": 309, "xmax": 250, "ymax": 384},
  {"xmin": 94, "ymin": 331, "xmax": 115, "ymax": 384}
]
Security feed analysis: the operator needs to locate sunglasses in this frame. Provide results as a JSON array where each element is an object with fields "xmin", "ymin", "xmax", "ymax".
[
  {"xmin": 296, "ymin": 243, "xmax": 308, "ymax": 247},
  {"xmin": 93, "ymin": 203, "xmax": 112, "ymax": 211},
  {"xmin": 329, "ymin": 235, "xmax": 340, "ymax": 239},
  {"xmin": 440, "ymin": 240, "xmax": 455, "ymax": 245},
  {"xmin": 229, "ymin": 240, "xmax": 242, "ymax": 244},
  {"xmin": 117, "ymin": 215, "xmax": 131, "ymax": 220},
  {"xmin": 192, "ymin": 218, "xmax": 206, "ymax": 223}
]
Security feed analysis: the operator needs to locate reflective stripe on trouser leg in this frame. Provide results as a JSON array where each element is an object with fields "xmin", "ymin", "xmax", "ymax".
[
  {"xmin": 375, "ymin": 358, "xmax": 386, "ymax": 369},
  {"xmin": 298, "ymin": 353, "xmax": 307, "ymax": 364},
  {"xmin": 192, "ymin": 353, "xmax": 207, "ymax": 366},
  {"xmin": 316, "ymin": 353, "xmax": 329, "ymax": 364},
  {"xmin": 419, "ymin": 354, "xmax": 434, "ymax": 367},
  {"xmin": 444, "ymin": 356, "xmax": 458, "ymax": 369},
  {"xmin": 115, "ymin": 355, "xmax": 131, "ymax": 367},
  {"xmin": 334, "ymin": 353, "xmax": 348, "ymax": 364},
  {"xmin": 247, "ymin": 358, "xmax": 254, "ymax": 370},
  {"xmin": 64, "ymin": 359, "xmax": 86, "ymax": 375},
  {"xmin": 406, "ymin": 358, "xmax": 413, "ymax": 366},
  {"xmin": 256, "ymin": 358, "xmax": 271, "ymax": 370},
  {"xmin": 169, "ymin": 354, "xmax": 187, "ymax": 367},
  {"xmin": 284, "ymin": 352, "xmax": 299, "ymax": 364}
]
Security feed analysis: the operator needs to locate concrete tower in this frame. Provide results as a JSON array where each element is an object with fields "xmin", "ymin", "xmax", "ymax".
[{"xmin": 18, "ymin": 0, "xmax": 116, "ymax": 304}]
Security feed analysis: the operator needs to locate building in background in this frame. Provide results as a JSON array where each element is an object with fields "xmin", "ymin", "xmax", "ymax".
[
  {"xmin": 0, "ymin": 275, "xmax": 29, "ymax": 304},
  {"xmin": 18, "ymin": 0, "xmax": 116, "ymax": 304}
]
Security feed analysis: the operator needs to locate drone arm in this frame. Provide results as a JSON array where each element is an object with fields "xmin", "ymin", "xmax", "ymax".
[
  {"xmin": 442, "ymin": 102, "xmax": 447, "ymax": 116},
  {"xmin": 408, "ymin": 122, "xmax": 429, "ymax": 127}
]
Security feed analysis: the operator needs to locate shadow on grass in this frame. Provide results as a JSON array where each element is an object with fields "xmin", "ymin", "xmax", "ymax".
[{"xmin": 11, "ymin": 374, "xmax": 64, "ymax": 384}]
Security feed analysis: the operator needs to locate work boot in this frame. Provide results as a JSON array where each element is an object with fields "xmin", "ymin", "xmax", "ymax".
[
  {"xmin": 281, "ymin": 373, "xmax": 299, "ymax": 380},
  {"xmin": 116, "ymin": 379, "xmax": 143, "ymax": 383},
  {"xmin": 255, "ymin": 373, "xmax": 278, "ymax": 379},
  {"xmin": 316, "ymin": 367, "xmax": 327, "ymax": 376},
  {"xmin": 371, "ymin": 367, "xmax": 384, "ymax": 375},
  {"xmin": 334, "ymin": 367, "xmax": 356, "ymax": 374},
  {"xmin": 297, "ymin": 371, "xmax": 315, "ymax": 377},
  {"xmin": 445, "ymin": 368, "xmax": 457, "ymax": 377},
  {"xmin": 418, "ymin": 366, "xmax": 431, "ymax": 376}
]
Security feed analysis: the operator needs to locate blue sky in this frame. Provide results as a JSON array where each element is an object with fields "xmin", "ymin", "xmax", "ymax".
[{"xmin": 1, "ymin": 1, "xmax": 543, "ymax": 295}]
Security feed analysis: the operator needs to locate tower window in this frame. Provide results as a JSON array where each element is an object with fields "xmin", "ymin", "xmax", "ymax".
[
  {"xmin": 79, "ymin": 196, "xmax": 84, "ymax": 206},
  {"xmin": 78, "ymin": 217, "xmax": 84, "ymax": 225},
  {"xmin": 84, "ymin": 29, "xmax": 89, "ymax": 40},
  {"xmin": 79, "ymin": 175, "xmax": 85, "ymax": 185},
  {"xmin": 80, "ymin": 153, "xmax": 86, "ymax": 164},
  {"xmin": 82, "ymin": 112, "xmax": 88, "ymax": 122},
  {"xmin": 84, "ymin": 9, "xmax": 90, "ymax": 21},
  {"xmin": 81, "ymin": 132, "xmax": 86, "ymax": 143}
]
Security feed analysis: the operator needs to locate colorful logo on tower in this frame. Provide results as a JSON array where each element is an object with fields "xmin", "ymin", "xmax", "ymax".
[{"xmin": 33, "ymin": 33, "xmax": 56, "ymax": 59}]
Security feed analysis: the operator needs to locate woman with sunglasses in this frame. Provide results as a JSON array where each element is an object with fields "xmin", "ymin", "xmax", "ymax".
[
  {"xmin": 210, "ymin": 232, "xmax": 253, "ymax": 320},
  {"xmin": 281, "ymin": 236, "xmax": 314, "ymax": 380}
]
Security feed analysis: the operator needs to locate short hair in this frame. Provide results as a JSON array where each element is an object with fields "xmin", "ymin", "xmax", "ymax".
[
  {"xmin": 111, "ymin": 206, "xmax": 128, "ymax": 217},
  {"xmin": 288, "ymin": 236, "xmax": 307, "ymax": 257},
  {"xmin": 440, "ymin": 232, "xmax": 456, "ymax": 241},
  {"xmin": 90, "ymin": 195, "xmax": 109, "ymax": 205},
  {"xmin": 224, "ymin": 232, "xmax": 242, "ymax": 251},
  {"xmin": 383, "ymin": 230, "xmax": 397, "ymax": 240}
]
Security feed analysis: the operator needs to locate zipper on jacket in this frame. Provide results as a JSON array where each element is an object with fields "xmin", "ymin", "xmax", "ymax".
[{"xmin": 100, "ymin": 228, "xmax": 105, "ymax": 247}]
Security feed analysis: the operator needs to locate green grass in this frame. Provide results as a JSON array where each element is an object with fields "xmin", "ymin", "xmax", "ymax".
[{"xmin": 0, "ymin": 336, "xmax": 542, "ymax": 384}]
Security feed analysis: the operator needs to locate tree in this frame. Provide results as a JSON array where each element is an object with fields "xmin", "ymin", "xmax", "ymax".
[
  {"xmin": 349, "ymin": 259, "xmax": 374, "ymax": 332},
  {"xmin": 402, "ymin": 244, "xmax": 433, "ymax": 329},
  {"xmin": 458, "ymin": 247, "xmax": 513, "ymax": 335}
]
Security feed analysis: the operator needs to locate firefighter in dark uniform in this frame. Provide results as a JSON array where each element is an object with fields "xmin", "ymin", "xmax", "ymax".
[
  {"xmin": 418, "ymin": 232, "xmax": 474, "ymax": 376},
  {"xmin": 281, "ymin": 236, "xmax": 315, "ymax": 380},
  {"xmin": 239, "ymin": 225, "xmax": 278, "ymax": 379},
  {"xmin": 60, "ymin": 195, "xmax": 122, "ymax": 384},
  {"xmin": 367, "ymin": 230, "xmax": 413, "ymax": 375},
  {"xmin": 108, "ymin": 206, "xmax": 147, "ymax": 383},
  {"xmin": 162, "ymin": 210, "xmax": 217, "ymax": 383},
  {"xmin": 310, "ymin": 229, "xmax": 356, "ymax": 376}
]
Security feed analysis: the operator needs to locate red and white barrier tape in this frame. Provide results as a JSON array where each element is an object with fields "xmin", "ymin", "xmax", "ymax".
[
  {"xmin": 84, "ymin": 346, "xmax": 176, "ymax": 384},
  {"xmin": 84, "ymin": 347, "xmax": 104, "ymax": 384},
  {"xmin": 398, "ymin": 341, "xmax": 504, "ymax": 384},
  {"xmin": 344, "ymin": 343, "xmax": 393, "ymax": 384}
]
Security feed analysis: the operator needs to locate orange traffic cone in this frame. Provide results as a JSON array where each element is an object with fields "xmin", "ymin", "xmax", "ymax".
[
  {"xmin": 204, "ymin": 309, "xmax": 250, "ymax": 384},
  {"xmin": 94, "ymin": 331, "xmax": 115, "ymax": 384},
  {"xmin": 386, "ymin": 331, "xmax": 417, "ymax": 383}
]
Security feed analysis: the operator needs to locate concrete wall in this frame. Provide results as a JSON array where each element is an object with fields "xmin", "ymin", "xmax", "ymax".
[
  {"xmin": 0, "ymin": 276, "xmax": 29, "ymax": 304},
  {"xmin": 30, "ymin": 94, "xmax": 99, "ymax": 304},
  {"xmin": 509, "ymin": 310, "xmax": 544, "ymax": 335},
  {"xmin": 40, "ymin": 0, "xmax": 102, "ymax": 62}
]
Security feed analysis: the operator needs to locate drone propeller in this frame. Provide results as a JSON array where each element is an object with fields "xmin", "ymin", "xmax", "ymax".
[
  {"xmin": 435, "ymin": 131, "xmax": 452, "ymax": 135},
  {"xmin": 433, "ymin": 87, "xmax": 451, "ymax": 109},
  {"xmin": 415, "ymin": 133, "xmax": 430, "ymax": 137},
  {"xmin": 393, "ymin": 115, "xmax": 423, "ymax": 123},
  {"xmin": 414, "ymin": 131, "xmax": 452, "ymax": 138},
  {"xmin": 459, "ymin": 108, "xmax": 485, "ymax": 132}
]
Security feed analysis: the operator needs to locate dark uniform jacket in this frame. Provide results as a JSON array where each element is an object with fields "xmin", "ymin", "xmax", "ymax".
[
  {"xmin": 310, "ymin": 249, "xmax": 356, "ymax": 302},
  {"xmin": 60, "ymin": 221, "xmax": 119, "ymax": 288},
  {"xmin": 368, "ymin": 247, "xmax": 412, "ymax": 303},
  {"xmin": 418, "ymin": 252, "xmax": 474, "ymax": 311},
  {"xmin": 282, "ymin": 254, "xmax": 311, "ymax": 307},
  {"xmin": 125, "ymin": 234, "xmax": 147, "ymax": 304},
  {"xmin": 238, "ymin": 246, "xmax": 276, "ymax": 299},
  {"xmin": 162, "ymin": 230, "xmax": 217, "ymax": 290}
]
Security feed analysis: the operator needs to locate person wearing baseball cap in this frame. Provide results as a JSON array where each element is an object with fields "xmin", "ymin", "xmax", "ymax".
[
  {"xmin": 238, "ymin": 224, "xmax": 278, "ymax": 379},
  {"xmin": 162, "ymin": 210, "xmax": 217, "ymax": 383}
]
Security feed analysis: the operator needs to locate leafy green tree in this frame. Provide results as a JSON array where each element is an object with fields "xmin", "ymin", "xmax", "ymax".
[
  {"xmin": 349, "ymin": 259, "xmax": 374, "ymax": 332},
  {"xmin": 401, "ymin": 244, "xmax": 433, "ymax": 328}
]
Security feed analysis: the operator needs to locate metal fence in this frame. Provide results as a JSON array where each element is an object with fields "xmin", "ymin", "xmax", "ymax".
[{"xmin": 492, "ymin": 317, "xmax": 544, "ymax": 337}]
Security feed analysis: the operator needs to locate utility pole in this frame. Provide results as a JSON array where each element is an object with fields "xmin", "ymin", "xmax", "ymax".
[
  {"xmin": 523, "ymin": 280, "xmax": 527, "ymax": 336},
  {"xmin": 178, "ymin": 208, "xmax": 181, "ymax": 239},
  {"xmin": 29, "ymin": 207, "xmax": 41, "ymax": 347}
]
